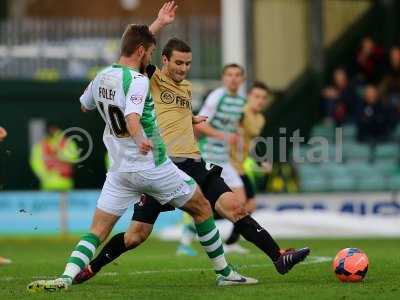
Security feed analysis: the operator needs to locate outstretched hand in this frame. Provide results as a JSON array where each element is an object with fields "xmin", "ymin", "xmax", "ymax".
[{"xmin": 157, "ymin": 1, "xmax": 178, "ymax": 27}]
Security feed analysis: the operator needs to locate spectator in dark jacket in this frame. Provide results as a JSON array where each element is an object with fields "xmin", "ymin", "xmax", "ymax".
[
  {"xmin": 321, "ymin": 67, "xmax": 358, "ymax": 125},
  {"xmin": 380, "ymin": 46, "xmax": 400, "ymax": 122},
  {"xmin": 355, "ymin": 37, "xmax": 385, "ymax": 84},
  {"xmin": 357, "ymin": 85, "xmax": 393, "ymax": 143}
]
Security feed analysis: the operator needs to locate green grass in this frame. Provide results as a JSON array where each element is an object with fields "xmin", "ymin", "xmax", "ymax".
[{"xmin": 0, "ymin": 237, "xmax": 399, "ymax": 300}]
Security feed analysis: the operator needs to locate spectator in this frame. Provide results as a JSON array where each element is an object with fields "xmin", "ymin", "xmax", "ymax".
[
  {"xmin": 30, "ymin": 123, "xmax": 79, "ymax": 191},
  {"xmin": 357, "ymin": 85, "xmax": 392, "ymax": 143},
  {"xmin": 380, "ymin": 46, "xmax": 400, "ymax": 122},
  {"xmin": 321, "ymin": 67, "xmax": 358, "ymax": 125},
  {"xmin": 355, "ymin": 37, "xmax": 384, "ymax": 84}
]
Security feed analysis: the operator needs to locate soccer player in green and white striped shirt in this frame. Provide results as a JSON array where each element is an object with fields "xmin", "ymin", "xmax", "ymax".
[{"xmin": 197, "ymin": 64, "xmax": 247, "ymax": 204}]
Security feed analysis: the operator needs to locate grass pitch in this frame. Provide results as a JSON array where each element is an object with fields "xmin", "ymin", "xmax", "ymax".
[{"xmin": 0, "ymin": 237, "xmax": 399, "ymax": 300}]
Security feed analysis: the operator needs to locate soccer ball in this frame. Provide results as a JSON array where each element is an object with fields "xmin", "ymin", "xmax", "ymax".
[{"xmin": 332, "ymin": 248, "xmax": 369, "ymax": 282}]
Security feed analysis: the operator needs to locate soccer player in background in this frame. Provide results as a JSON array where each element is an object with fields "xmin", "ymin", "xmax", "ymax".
[
  {"xmin": 27, "ymin": 2, "xmax": 255, "ymax": 292},
  {"xmin": 197, "ymin": 64, "xmax": 248, "ymax": 205},
  {"xmin": 225, "ymin": 81, "xmax": 272, "ymax": 254},
  {"xmin": 0, "ymin": 126, "xmax": 12, "ymax": 266},
  {"xmin": 73, "ymin": 38, "xmax": 310, "ymax": 285}
]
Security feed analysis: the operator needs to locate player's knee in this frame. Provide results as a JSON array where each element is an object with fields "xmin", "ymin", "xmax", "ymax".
[
  {"xmin": 124, "ymin": 231, "xmax": 148, "ymax": 249},
  {"xmin": 229, "ymin": 202, "xmax": 247, "ymax": 220},
  {"xmin": 216, "ymin": 195, "xmax": 247, "ymax": 222}
]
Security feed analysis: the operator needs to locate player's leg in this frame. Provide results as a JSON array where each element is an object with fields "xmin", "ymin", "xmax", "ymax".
[
  {"xmin": 74, "ymin": 220, "xmax": 154, "ymax": 284},
  {"xmin": 145, "ymin": 161, "xmax": 257, "ymax": 285},
  {"xmin": 27, "ymin": 172, "xmax": 135, "ymax": 292},
  {"xmin": 203, "ymin": 170, "xmax": 310, "ymax": 275},
  {"xmin": 218, "ymin": 164, "xmax": 250, "ymax": 254},
  {"xmin": 74, "ymin": 194, "xmax": 169, "ymax": 284},
  {"xmin": 176, "ymin": 212, "xmax": 198, "ymax": 256},
  {"xmin": 225, "ymin": 174, "xmax": 256, "ymax": 253}
]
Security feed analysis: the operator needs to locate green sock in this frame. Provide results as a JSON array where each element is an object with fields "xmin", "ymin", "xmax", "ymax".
[
  {"xmin": 61, "ymin": 233, "xmax": 100, "ymax": 282},
  {"xmin": 196, "ymin": 217, "xmax": 232, "ymax": 277}
]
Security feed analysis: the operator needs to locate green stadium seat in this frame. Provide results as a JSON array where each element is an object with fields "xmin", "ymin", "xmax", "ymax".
[
  {"xmin": 301, "ymin": 176, "xmax": 329, "ymax": 192},
  {"xmin": 356, "ymin": 174, "xmax": 387, "ymax": 191},
  {"xmin": 330, "ymin": 174, "xmax": 356, "ymax": 192},
  {"xmin": 343, "ymin": 143, "xmax": 371, "ymax": 162},
  {"xmin": 320, "ymin": 162, "xmax": 348, "ymax": 178},
  {"xmin": 291, "ymin": 145, "xmax": 310, "ymax": 162},
  {"xmin": 311, "ymin": 124, "xmax": 334, "ymax": 142},
  {"xmin": 393, "ymin": 124, "xmax": 400, "ymax": 140},
  {"xmin": 341, "ymin": 124, "xmax": 357, "ymax": 142},
  {"xmin": 388, "ymin": 175, "xmax": 400, "ymax": 190},
  {"xmin": 374, "ymin": 143, "xmax": 399, "ymax": 160},
  {"xmin": 346, "ymin": 162, "xmax": 375, "ymax": 177},
  {"xmin": 298, "ymin": 144, "xmax": 339, "ymax": 163},
  {"xmin": 372, "ymin": 161, "xmax": 399, "ymax": 177},
  {"xmin": 296, "ymin": 164, "xmax": 321, "ymax": 178}
]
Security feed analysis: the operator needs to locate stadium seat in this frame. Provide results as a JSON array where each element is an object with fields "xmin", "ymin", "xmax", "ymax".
[
  {"xmin": 330, "ymin": 174, "xmax": 356, "ymax": 192},
  {"xmin": 356, "ymin": 174, "xmax": 387, "ymax": 191},
  {"xmin": 310, "ymin": 124, "xmax": 334, "ymax": 142},
  {"xmin": 320, "ymin": 162, "xmax": 348, "ymax": 178},
  {"xmin": 296, "ymin": 164, "xmax": 321, "ymax": 178},
  {"xmin": 341, "ymin": 124, "xmax": 357, "ymax": 142},
  {"xmin": 388, "ymin": 175, "xmax": 400, "ymax": 190},
  {"xmin": 343, "ymin": 143, "xmax": 371, "ymax": 162},
  {"xmin": 372, "ymin": 161, "xmax": 399, "ymax": 177},
  {"xmin": 374, "ymin": 143, "xmax": 399, "ymax": 161},
  {"xmin": 291, "ymin": 145, "xmax": 310, "ymax": 162},
  {"xmin": 393, "ymin": 124, "xmax": 400, "ymax": 140},
  {"xmin": 346, "ymin": 162, "xmax": 375, "ymax": 177},
  {"xmin": 300, "ymin": 176, "xmax": 329, "ymax": 192}
]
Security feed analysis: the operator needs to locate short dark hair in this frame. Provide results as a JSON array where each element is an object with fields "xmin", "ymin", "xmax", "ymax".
[
  {"xmin": 249, "ymin": 81, "xmax": 270, "ymax": 93},
  {"xmin": 162, "ymin": 38, "xmax": 192, "ymax": 60},
  {"xmin": 120, "ymin": 24, "xmax": 156, "ymax": 57},
  {"xmin": 222, "ymin": 63, "xmax": 245, "ymax": 75}
]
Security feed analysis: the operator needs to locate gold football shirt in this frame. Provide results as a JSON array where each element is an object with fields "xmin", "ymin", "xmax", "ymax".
[
  {"xmin": 150, "ymin": 68, "xmax": 201, "ymax": 159},
  {"xmin": 231, "ymin": 104, "xmax": 266, "ymax": 174}
]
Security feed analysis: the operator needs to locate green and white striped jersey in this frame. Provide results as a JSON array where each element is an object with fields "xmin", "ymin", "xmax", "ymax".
[
  {"xmin": 80, "ymin": 64, "xmax": 167, "ymax": 172},
  {"xmin": 198, "ymin": 87, "xmax": 246, "ymax": 164}
]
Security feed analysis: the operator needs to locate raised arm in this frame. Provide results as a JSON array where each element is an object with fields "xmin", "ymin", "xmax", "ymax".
[{"xmin": 149, "ymin": 1, "xmax": 178, "ymax": 35}]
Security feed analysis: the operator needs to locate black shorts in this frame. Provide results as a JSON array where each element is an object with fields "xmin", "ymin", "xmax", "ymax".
[
  {"xmin": 132, "ymin": 158, "xmax": 232, "ymax": 224},
  {"xmin": 241, "ymin": 174, "xmax": 256, "ymax": 199}
]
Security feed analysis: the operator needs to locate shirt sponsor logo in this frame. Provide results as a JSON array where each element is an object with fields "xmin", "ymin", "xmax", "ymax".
[
  {"xmin": 130, "ymin": 94, "xmax": 143, "ymax": 105},
  {"xmin": 160, "ymin": 90, "xmax": 192, "ymax": 110},
  {"xmin": 160, "ymin": 90, "xmax": 175, "ymax": 104}
]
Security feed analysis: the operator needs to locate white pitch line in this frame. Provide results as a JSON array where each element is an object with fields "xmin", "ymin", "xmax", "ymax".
[{"xmin": 1, "ymin": 256, "xmax": 332, "ymax": 282}]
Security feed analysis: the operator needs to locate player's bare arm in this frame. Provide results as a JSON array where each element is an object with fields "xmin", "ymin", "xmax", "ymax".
[
  {"xmin": 195, "ymin": 122, "xmax": 239, "ymax": 145},
  {"xmin": 126, "ymin": 113, "xmax": 153, "ymax": 155},
  {"xmin": 149, "ymin": 1, "xmax": 178, "ymax": 35}
]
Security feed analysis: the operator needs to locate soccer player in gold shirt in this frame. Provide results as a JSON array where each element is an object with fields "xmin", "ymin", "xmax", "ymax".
[{"xmin": 75, "ymin": 30, "xmax": 309, "ymax": 286}]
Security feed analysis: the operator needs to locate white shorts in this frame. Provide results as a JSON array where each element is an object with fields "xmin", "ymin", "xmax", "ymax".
[
  {"xmin": 97, "ymin": 160, "xmax": 196, "ymax": 216},
  {"xmin": 220, "ymin": 162, "xmax": 243, "ymax": 188}
]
